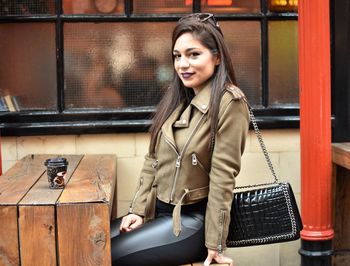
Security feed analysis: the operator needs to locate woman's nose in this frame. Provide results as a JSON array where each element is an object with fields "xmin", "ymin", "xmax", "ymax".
[{"xmin": 179, "ymin": 57, "xmax": 190, "ymax": 68}]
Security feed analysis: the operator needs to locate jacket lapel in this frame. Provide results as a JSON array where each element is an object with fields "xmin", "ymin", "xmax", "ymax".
[
  {"xmin": 161, "ymin": 103, "xmax": 184, "ymax": 150},
  {"xmin": 161, "ymin": 83, "xmax": 212, "ymax": 151},
  {"xmin": 190, "ymin": 83, "xmax": 211, "ymax": 114},
  {"xmin": 173, "ymin": 104, "xmax": 191, "ymax": 128}
]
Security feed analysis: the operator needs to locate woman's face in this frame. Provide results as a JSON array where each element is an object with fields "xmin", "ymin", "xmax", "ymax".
[{"xmin": 173, "ymin": 32, "xmax": 219, "ymax": 94}]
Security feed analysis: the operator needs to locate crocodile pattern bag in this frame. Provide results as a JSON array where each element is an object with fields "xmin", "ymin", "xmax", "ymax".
[{"xmin": 226, "ymin": 106, "xmax": 303, "ymax": 247}]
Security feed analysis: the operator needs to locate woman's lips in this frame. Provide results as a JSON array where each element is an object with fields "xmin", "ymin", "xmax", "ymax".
[{"xmin": 181, "ymin": 72, "xmax": 194, "ymax": 79}]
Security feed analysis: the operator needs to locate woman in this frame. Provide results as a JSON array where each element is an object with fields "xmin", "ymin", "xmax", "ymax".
[{"xmin": 111, "ymin": 13, "xmax": 250, "ymax": 266}]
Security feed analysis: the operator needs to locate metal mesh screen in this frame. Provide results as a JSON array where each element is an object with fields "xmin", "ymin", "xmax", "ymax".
[
  {"xmin": 220, "ymin": 21, "xmax": 261, "ymax": 105},
  {"xmin": 202, "ymin": 0, "xmax": 260, "ymax": 13},
  {"xmin": 62, "ymin": 0, "xmax": 124, "ymax": 15},
  {"xmin": 269, "ymin": 21, "xmax": 299, "ymax": 106},
  {"xmin": 64, "ymin": 21, "xmax": 262, "ymax": 109},
  {"xmin": 64, "ymin": 22, "xmax": 173, "ymax": 109},
  {"xmin": 133, "ymin": 0, "xmax": 191, "ymax": 14},
  {"xmin": 0, "ymin": 23, "xmax": 57, "ymax": 111},
  {"xmin": 0, "ymin": 0, "xmax": 55, "ymax": 15}
]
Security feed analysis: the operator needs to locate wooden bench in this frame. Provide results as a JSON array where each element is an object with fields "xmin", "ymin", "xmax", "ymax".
[
  {"xmin": 332, "ymin": 143, "xmax": 350, "ymax": 266},
  {"xmin": 0, "ymin": 154, "xmax": 117, "ymax": 266}
]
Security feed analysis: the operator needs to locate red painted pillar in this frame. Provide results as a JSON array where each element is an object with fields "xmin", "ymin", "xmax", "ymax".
[
  {"xmin": 298, "ymin": 0, "xmax": 334, "ymax": 264},
  {"xmin": 0, "ymin": 134, "xmax": 2, "ymax": 175}
]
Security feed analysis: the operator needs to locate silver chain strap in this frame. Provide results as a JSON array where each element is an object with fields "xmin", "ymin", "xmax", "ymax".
[{"xmin": 234, "ymin": 105, "xmax": 280, "ymax": 190}]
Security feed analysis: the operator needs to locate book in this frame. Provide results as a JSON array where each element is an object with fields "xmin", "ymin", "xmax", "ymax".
[
  {"xmin": 0, "ymin": 96, "xmax": 9, "ymax": 112},
  {"xmin": 11, "ymin": 96, "xmax": 20, "ymax": 111},
  {"xmin": 3, "ymin": 95, "xmax": 16, "ymax": 112}
]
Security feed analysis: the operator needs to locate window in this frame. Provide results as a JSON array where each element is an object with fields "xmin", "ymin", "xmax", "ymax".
[
  {"xmin": 332, "ymin": 0, "xmax": 350, "ymax": 142},
  {"xmin": 0, "ymin": 0, "xmax": 298, "ymax": 136}
]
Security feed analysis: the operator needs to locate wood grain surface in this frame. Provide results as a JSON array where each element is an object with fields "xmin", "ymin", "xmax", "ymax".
[
  {"xmin": 58, "ymin": 154, "xmax": 117, "ymax": 206},
  {"xmin": 19, "ymin": 155, "xmax": 83, "ymax": 205},
  {"xmin": 57, "ymin": 203, "xmax": 111, "ymax": 266},
  {"xmin": 332, "ymin": 143, "xmax": 350, "ymax": 170},
  {"xmin": 0, "ymin": 154, "xmax": 47, "ymax": 204},
  {"xmin": 0, "ymin": 154, "xmax": 117, "ymax": 266},
  {"xmin": 0, "ymin": 206, "xmax": 19, "ymax": 266},
  {"xmin": 19, "ymin": 206, "xmax": 56, "ymax": 266},
  {"xmin": 333, "ymin": 165, "xmax": 350, "ymax": 266}
]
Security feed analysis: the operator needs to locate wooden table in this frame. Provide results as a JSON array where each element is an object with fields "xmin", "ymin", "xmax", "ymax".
[
  {"xmin": 332, "ymin": 143, "xmax": 350, "ymax": 266},
  {"xmin": 0, "ymin": 154, "xmax": 117, "ymax": 266}
]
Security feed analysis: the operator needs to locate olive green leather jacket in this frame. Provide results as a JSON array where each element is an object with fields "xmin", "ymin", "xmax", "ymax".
[{"xmin": 129, "ymin": 83, "xmax": 250, "ymax": 252}]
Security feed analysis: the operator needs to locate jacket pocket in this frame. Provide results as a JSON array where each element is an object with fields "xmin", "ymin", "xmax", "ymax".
[
  {"xmin": 218, "ymin": 209, "xmax": 227, "ymax": 254},
  {"xmin": 191, "ymin": 153, "xmax": 209, "ymax": 176}
]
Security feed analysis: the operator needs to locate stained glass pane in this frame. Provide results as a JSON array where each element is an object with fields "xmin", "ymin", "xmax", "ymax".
[
  {"xmin": 0, "ymin": 23, "xmax": 57, "ymax": 112},
  {"xmin": 269, "ymin": 21, "xmax": 299, "ymax": 106}
]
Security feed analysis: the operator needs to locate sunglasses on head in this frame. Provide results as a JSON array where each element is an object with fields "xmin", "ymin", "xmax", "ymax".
[{"xmin": 179, "ymin": 13, "xmax": 221, "ymax": 31}]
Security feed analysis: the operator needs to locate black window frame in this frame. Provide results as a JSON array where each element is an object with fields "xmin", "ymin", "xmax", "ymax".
[
  {"xmin": 331, "ymin": 0, "xmax": 350, "ymax": 142},
  {"xmin": 0, "ymin": 0, "xmax": 299, "ymax": 136}
]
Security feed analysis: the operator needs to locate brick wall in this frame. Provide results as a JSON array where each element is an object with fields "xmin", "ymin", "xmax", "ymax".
[{"xmin": 1, "ymin": 129, "xmax": 301, "ymax": 266}]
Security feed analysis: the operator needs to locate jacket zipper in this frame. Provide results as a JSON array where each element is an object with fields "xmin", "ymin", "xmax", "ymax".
[
  {"xmin": 191, "ymin": 153, "xmax": 209, "ymax": 176},
  {"xmin": 129, "ymin": 176, "xmax": 144, "ymax": 213},
  {"xmin": 165, "ymin": 113, "xmax": 206, "ymax": 202},
  {"xmin": 152, "ymin": 159, "xmax": 159, "ymax": 169},
  {"xmin": 218, "ymin": 209, "xmax": 226, "ymax": 254}
]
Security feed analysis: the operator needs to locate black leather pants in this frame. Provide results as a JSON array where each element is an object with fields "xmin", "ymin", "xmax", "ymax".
[{"xmin": 111, "ymin": 199, "xmax": 207, "ymax": 266}]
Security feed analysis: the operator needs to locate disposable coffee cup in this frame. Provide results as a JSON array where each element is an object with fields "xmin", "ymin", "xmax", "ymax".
[{"xmin": 44, "ymin": 157, "xmax": 69, "ymax": 189}]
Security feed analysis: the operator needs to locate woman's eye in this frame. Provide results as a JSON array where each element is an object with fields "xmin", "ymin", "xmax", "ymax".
[
  {"xmin": 190, "ymin": 52, "xmax": 200, "ymax": 58},
  {"xmin": 173, "ymin": 54, "xmax": 181, "ymax": 60}
]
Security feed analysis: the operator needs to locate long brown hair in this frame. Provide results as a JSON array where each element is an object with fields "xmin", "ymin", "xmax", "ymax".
[{"xmin": 149, "ymin": 14, "xmax": 237, "ymax": 154}]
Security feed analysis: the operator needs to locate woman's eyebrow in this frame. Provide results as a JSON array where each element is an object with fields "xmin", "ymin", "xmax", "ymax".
[{"xmin": 173, "ymin": 47, "xmax": 200, "ymax": 53}]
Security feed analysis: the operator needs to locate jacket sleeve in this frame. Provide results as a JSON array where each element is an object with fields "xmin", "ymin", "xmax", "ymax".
[
  {"xmin": 129, "ymin": 153, "xmax": 157, "ymax": 216},
  {"xmin": 205, "ymin": 97, "xmax": 250, "ymax": 252}
]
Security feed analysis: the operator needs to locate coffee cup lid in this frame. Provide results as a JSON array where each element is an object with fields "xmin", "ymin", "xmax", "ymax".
[{"xmin": 44, "ymin": 157, "xmax": 68, "ymax": 166}]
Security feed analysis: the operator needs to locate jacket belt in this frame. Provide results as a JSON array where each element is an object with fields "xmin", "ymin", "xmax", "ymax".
[{"xmin": 172, "ymin": 186, "xmax": 209, "ymax": 236}]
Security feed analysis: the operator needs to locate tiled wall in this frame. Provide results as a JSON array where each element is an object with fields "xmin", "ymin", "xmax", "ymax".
[{"xmin": 0, "ymin": 129, "xmax": 301, "ymax": 266}]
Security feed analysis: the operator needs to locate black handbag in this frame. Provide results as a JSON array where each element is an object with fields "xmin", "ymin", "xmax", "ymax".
[{"xmin": 226, "ymin": 107, "xmax": 303, "ymax": 247}]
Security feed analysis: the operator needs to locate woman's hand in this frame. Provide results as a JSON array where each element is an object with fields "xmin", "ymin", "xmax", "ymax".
[
  {"xmin": 203, "ymin": 248, "xmax": 233, "ymax": 266},
  {"xmin": 119, "ymin": 214, "xmax": 144, "ymax": 232}
]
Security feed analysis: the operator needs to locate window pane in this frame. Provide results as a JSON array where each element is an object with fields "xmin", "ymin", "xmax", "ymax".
[
  {"xmin": 269, "ymin": 21, "xmax": 299, "ymax": 106},
  {"xmin": 0, "ymin": 23, "xmax": 57, "ymax": 112},
  {"xmin": 133, "ymin": 0, "xmax": 192, "ymax": 14},
  {"xmin": 64, "ymin": 21, "xmax": 261, "ymax": 109},
  {"xmin": 64, "ymin": 22, "xmax": 173, "ymax": 109},
  {"xmin": 63, "ymin": 0, "xmax": 124, "ymax": 15},
  {"xmin": 220, "ymin": 21, "xmax": 261, "ymax": 105},
  {"xmin": 0, "ymin": 1, "xmax": 55, "ymax": 16},
  {"xmin": 202, "ymin": 0, "xmax": 260, "ymax": 14},
  {"xmin": 269, "ymin": 0, "xmax": 298, "ymax": 13}
]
